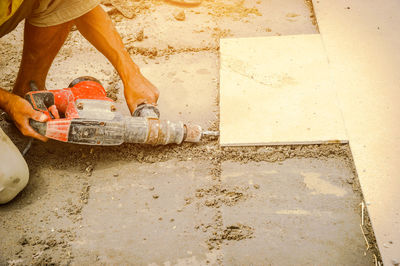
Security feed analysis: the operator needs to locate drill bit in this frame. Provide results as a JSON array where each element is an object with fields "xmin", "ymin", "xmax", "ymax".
[{"xmin": 202, "ymin": 131, "xmax": 220, "ymax": 137}]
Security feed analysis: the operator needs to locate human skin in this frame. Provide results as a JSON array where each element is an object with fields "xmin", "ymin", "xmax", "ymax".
[
  {"xmin": 4, "ymin": 5, "xmax": 159, "ymax": 141},
  {"xmin": 0, "ymin": 88, "xmax": 48, "ymax": 141},
  {"xmin": 74, "ymin": 6, "xmax": 159, "ymax": 114}
]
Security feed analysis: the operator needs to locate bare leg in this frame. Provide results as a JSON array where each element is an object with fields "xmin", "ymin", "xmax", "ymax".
[
  {"xmin": 74, "ymin": 6, "xmax": 159, "ymax": 113},
  {"xmin": 13, "ymin": 20, "xmax": 73, "ymax": 96},
  {"xmin": 13, "ymin": 6, "xmax": 158, "ymax": 113}
]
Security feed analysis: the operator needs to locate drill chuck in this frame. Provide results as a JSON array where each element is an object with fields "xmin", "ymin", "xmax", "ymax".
[
  {"xmin": 124, "ymin": 117, "xmax": 202, "ymax": 145},
  {"xmin": 127, "ymin": 104, "xmax": 202, "ymax": 145}
]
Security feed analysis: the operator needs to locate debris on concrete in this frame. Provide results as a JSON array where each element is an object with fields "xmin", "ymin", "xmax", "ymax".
[
  {"xmin": 173, "ymin": 9, "xmax": 186, "ymax": 21},
  {"xmin": 135, "ymin": 29, "xmax": 144, "ymax": 42}
]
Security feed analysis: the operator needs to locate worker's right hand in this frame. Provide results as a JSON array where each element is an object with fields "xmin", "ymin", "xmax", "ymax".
[
  {"xmin": 124, "ymin": 70, "xmax": 160, "ymax": 115},
  {"xmin": 4, "ymin": 94, "xmax": 49, "ymax": 142}
]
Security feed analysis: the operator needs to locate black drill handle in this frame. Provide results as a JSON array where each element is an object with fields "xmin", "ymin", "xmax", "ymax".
[
  {"xmin": 24, "ymin": 91, "xmax": 55, "ymax": 115},
  {"xmin": 29, "ymin": 120, "xmax": 47, "ymax": 136},
  {"xmin": 24, "ymin": 81, "xmax": 54, "ymax": 135}
]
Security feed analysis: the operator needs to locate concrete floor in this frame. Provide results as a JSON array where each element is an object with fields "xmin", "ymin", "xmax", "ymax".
[
  {"xmin": 220, "ymin": 159, "xmax": 369, "ymax": 265},
  {"xmin": 0, "ymin": 0, "xmax": 377, "ymax": 264}
]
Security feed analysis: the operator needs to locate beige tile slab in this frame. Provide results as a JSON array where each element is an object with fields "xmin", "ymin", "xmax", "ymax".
[
  {"xmin": 219, "ymin": 35, "xmax": 347, "ymax": 146},
  {"xmin": 313, "ymin": 0, "xmax": 400, "ymax": 263}
]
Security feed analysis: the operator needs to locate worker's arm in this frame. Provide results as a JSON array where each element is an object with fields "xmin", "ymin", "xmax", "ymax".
[
  {"xmin": 74, "ymin": 6, "xmax": 159, "ymax": 114},
  {"xmin": 0, "ymin": 88, "xmax": 48, "ymax": 142}
]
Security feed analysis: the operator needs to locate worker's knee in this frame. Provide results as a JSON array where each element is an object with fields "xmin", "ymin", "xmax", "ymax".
[{"xmin": 0, "ymin": 129, "xmax": 29, "ymax": 204}]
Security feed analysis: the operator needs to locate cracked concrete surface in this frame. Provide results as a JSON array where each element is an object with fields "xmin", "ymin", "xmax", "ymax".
[{"xmin": 0, "ymin": 0, "xmax": 378, "ymax": 265}]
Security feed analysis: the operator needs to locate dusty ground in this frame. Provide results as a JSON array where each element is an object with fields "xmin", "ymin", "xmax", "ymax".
[{"xmin": 0, "ymin": 0, "xmax": 380, "ymax": 265}]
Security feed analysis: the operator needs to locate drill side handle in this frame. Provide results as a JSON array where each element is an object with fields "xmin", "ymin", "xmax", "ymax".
[{"xmin": 132, "ymin": 104, "xmax": 160, "ymax": 118}]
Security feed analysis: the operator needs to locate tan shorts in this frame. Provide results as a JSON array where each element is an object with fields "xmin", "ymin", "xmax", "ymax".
[
  {"xmin": 0, "ymin": 0, "xmax": 100, "ymax": 37},
  {"xmin": 28, "ymin": 0, "xmax": 101, "ymax": 27}
]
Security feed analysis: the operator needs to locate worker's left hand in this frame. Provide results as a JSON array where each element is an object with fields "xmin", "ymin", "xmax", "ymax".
[
  {"xmin": 5, "ymin": 94, "xmax": 49, "ymax": 142},
  {"xmin": 123, "ymin": 71, "xmax": 159, "ymax": 115}
]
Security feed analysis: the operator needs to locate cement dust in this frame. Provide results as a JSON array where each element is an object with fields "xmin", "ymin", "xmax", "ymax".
[
  {"xmin": 203, "ymin": 0, "xmax": 261, "ymax": 20},
  {"xmin": 304, "ymin": 0, "xmax": 319, "ymax": 30},
  {"xmin": 101, "ymin": 0, "xmax": 153, "ymax": 18}
]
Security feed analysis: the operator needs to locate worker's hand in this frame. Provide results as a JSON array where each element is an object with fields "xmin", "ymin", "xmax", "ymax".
[
  {"xmin": 4, "ymin": 94, "xmax": 49, "ymax": 142},
  {"xmin": 124, "ymin": 71, "xmax": 159, "ymax": 115}
]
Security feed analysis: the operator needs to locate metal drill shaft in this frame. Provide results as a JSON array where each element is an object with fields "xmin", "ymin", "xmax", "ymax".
[{"xmin": 202, "ymin": 131, "xmax": 220, "ymax": 137}]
